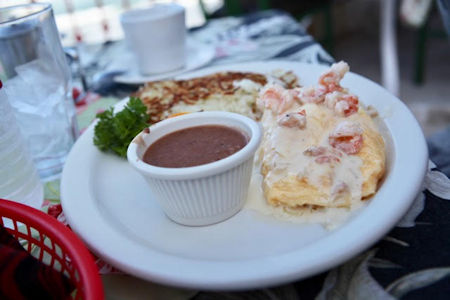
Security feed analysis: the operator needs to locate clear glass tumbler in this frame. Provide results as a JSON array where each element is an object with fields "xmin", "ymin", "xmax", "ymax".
[
  {"xmin": 0, "ymin": 81, "xmax": 43, "ymax": 209},
  {"xmin": 0, "ymin": 3, "xmax": 78, "ymax": 181}
]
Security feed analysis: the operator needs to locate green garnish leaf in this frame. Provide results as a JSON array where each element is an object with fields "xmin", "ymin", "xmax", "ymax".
[{"xmin": 93, "ymin": 97, "xmax": 150, "ymax": 157}]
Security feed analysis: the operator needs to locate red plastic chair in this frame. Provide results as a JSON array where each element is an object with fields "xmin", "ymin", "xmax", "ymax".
[{"xmin": 0, "ymin": 199, "xmax": 104, "ymax": 300}]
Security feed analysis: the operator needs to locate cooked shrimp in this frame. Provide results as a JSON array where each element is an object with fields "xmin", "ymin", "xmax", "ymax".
[
  {"xmin": 325, "ymin": 92, "xmax": 359, "ymax": 117},
  {"xmin": 277, "ymin": 110, "xmax": 306, "ymax": 129},
  {"xmin": 329, "ymin": 121, "xmax": 363, "ymax": 154},
  {"xmin": 319, "ymin": 61, "xmax": 349, "ymax": 93},
  {"xmin": 304, "ymin": 145, "xmax": 342, "ymax": 164},
  {"xmin": 296, "ymin": 86, "xmax": 327, "ymax": 104},
  {"xmin": 315, "ymin": 155, "xmax": 341, "ymax": 164},
  {"xmin": 257, "ymin": 84, "xmax": 283, "ymax": 110},
  {"xmin": 258, "ymin": 84, "xmax": 295, "ymax": 114}
]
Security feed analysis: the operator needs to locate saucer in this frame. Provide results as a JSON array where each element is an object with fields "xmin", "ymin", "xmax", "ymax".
[{"xmin": 114, "ymin": 40, "xmax": 215, "ymax": 85}]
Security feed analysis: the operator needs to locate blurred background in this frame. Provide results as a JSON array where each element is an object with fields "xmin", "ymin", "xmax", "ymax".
[{"xmin": 1, "ymin": 0, "xmax": 449, "ymax": 136}]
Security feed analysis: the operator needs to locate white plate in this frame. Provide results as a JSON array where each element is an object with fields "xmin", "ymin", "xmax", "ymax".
[
  {"xmin": 113, "ymin": 40, "xmax": 215, "ymax": 85},
  {"xmin": 61, "ymin": 61, "xmax": 428, "ymax": 290}
]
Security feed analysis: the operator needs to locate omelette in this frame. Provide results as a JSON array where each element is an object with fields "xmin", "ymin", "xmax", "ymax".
[{"xmin": 257, "ymin": 61, "xmax": 385, "ymax": 210}]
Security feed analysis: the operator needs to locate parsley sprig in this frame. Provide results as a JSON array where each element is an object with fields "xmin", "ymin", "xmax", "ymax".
[{"xmin": 94, "ymin": 97, "xmax": 150, "ymax": 157}]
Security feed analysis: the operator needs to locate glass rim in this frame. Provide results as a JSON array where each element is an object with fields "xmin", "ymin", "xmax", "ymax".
[{"xmin": 0, "ymin": 3, "xmax": 51, "ymax": 25}]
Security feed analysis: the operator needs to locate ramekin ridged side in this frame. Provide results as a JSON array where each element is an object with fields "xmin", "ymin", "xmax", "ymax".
[{"xmin": 144, "ymin": 157, "xmax": 253, "ymax": 225}]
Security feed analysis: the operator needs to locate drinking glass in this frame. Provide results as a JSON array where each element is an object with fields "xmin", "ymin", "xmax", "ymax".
[
  {"xmin": 0, "ymin": 3, "xmax": 78, "ymax": 181},
  {"xmin": 0, "ymin": 81, "xmax": 43, "ymax": 209}
]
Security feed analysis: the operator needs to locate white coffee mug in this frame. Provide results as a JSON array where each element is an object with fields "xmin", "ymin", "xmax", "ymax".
[{"xmin": 120, "ymin": 3, "xmax": 186, "ymax": 75}]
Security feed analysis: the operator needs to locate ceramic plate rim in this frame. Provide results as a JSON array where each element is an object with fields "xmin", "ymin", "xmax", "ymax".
[{"xmin": 61, "ymin": 60, "xmax": 428, "ymax": 290}]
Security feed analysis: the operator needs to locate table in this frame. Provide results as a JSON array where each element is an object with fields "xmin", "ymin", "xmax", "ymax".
[{"xmin": 49, "ymin": 9, "xmax": 450, "ymax": 299}]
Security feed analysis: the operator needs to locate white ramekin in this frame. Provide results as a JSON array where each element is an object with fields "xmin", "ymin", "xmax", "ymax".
[{"xmin": 127, "ymin": 111, "xmax": 262, "ymax": 226}]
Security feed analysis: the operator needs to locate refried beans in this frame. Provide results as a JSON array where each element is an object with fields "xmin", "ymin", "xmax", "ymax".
[{"xmin": 143, "ymin": 125, "xmax": 248, "ymax": 168}]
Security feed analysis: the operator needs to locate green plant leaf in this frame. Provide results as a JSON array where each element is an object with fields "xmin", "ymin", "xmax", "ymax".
[{"xmin": 93, "ymin": 97, "xmax": 150, "ymax": 157}]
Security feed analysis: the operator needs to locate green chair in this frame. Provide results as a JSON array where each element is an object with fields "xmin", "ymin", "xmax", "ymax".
[{"xmin": 413, "ymin": 6, "xmax": 448, "ymax": 85}]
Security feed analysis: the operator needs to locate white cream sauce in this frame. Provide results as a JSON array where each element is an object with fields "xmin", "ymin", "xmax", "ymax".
[
  {"xmin": 245, "ymin": 101, "xmax": 369, "ymax": 230},
  {"xmin": 261, "ymin": 102, "xmax": 364, "ymax": 204},
  {"xmin": 244, "ymin": 158, "xmax": 367, "ymax": 230}
]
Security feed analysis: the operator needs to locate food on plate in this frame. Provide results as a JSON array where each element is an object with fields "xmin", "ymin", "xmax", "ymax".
[
  {"xmin": 133, "ymin": 71, "xmax": 299, "ymax": 123},
  {"xmin": 256, "ymin": 61, "xmax": 385, "ymax": 211},
  {"xmin": 94, "ymin": 97, "xmax": 150, "ymax": 157},
  {"xmin": 143, "ymin": 125, "xmax": 248, "ymax": 168},
  {"xmin": 94, "ymin": 62, "xmax": 386, "ymax": 226}
]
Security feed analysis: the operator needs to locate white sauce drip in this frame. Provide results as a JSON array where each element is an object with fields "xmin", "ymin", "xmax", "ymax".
[{"xmin": 244, "ymin": 158, "xmax": 367, "ymax": 230}]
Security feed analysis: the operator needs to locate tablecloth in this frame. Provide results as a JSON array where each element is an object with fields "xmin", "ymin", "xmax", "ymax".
[{"xmin": 44, "ymin": 10, "xmax": 450, "ymax": 299}]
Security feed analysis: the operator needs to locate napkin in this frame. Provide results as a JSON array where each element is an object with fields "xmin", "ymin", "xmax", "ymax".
[{"xmin": 0, "ymin": 225, "xmax": 75, "ymax": 300}]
